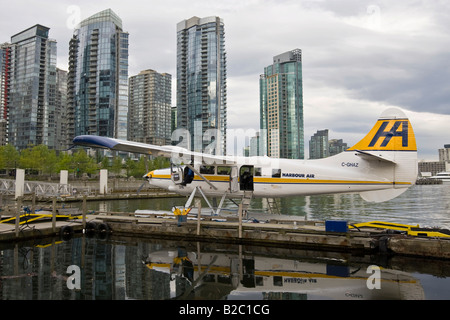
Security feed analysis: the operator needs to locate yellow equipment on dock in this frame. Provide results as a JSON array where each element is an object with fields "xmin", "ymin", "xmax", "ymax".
[
  {"xmin": 0, "ymin": 212, "xmax": 81, "ymax": 225},
  {"xmin": 349, "ymin": 221, "xmax": 450, "ymax": 238}
]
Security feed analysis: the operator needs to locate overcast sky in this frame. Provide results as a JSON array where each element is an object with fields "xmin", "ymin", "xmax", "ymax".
[{"xmin": 1, "ymin": 0, "xmax": 449, "ymax": 160}]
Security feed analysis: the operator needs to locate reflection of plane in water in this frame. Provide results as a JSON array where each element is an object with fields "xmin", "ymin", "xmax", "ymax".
[{"xmin": 145, "ymin": 247, "xmax": 424, "ymax": 300}]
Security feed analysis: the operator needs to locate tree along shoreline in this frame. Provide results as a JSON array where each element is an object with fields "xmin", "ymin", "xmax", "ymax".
[{"xmin": 0, "ymin": 144, "xmax": 170, "ymax": 179}]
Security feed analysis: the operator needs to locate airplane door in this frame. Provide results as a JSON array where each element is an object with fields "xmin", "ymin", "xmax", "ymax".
[
  {"xmin": 239, "ymin": 165, "xmax": 254, "ymax": 191},
  {"xmin": 230, "ymin": 166, "xmax": 239, "ymax": 193},
  {"xmin": 171, "ymin": 165, "xmax": 183, "ymax": 185}
]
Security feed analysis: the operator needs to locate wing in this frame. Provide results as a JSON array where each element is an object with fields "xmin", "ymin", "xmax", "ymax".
[{"xmin": 73, "ymin": 135, "xmax": 235, "ymax": 165}]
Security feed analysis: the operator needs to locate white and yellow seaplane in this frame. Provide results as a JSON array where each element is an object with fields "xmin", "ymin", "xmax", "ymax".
[{"xmin": 73, "ymin": 108, "xmax": 417, "ymax": 215}]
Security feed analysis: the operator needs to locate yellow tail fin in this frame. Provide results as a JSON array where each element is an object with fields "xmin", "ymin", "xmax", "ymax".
[{"xmin": 347, "ymin": 108, "xmax": 417, "ymax": 152}]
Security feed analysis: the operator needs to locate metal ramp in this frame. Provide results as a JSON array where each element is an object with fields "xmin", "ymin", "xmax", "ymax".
[
  {"xmin": 266, "ymin": 198, "xmax": 281, "ymax": 215},
  {"xmin": 241, "ymin": 190, "xmax": 253, "ymax": 214},
  {"xmin": 0, "ymin": 179, "xmax": 73, "ymax": 197},
  {"xmin": 0, "ymin": 179, "xmax": 15, "ymax": 195}
]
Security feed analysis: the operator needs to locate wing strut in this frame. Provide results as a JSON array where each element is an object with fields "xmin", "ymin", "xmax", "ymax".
[{"xmin": 184, "ymin": 186, "xmax": 217, "ymax": 215}]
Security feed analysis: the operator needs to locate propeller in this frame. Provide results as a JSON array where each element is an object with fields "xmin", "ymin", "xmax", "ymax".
[
  {"xmin": 137, "ymin": 181, "xmax": 146, "ymax": 194},
  {"xmin": 176, "ymin": 255, "xmax": 218, "ymax": 300},
  {"xmin": 137, "ymin": 172, "xmax": 151, "ymax": 195}
]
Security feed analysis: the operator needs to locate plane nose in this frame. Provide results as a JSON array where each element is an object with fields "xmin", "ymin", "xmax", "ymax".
[{"xmin": 143, "ymin": 170, "xmax": 154, "ymax": 180}]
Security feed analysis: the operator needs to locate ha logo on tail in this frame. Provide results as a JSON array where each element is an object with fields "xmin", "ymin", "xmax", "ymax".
[{"xmin": 348, "ymin": 109, "xmax": 416, "ymax": 152}]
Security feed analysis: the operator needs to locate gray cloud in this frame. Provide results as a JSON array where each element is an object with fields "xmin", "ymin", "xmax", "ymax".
[{"xmin": 1, "ymin": 0, "xmax": 448, "ymax": 159}]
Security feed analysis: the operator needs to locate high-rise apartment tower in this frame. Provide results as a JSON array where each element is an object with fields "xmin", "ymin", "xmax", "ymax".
[
  {"xmin": 7, "ymin": 25, "xmax": 58, "ymax": 150},
  {"xmin": 309, "ymin": 129, "xmax": 329, "ymax": 159},
  {"xmin": 260, "ymin": 49, "xmax": 304, "ymax": 159},
  {"xmin": 68, "ymin": 9, "xmax": 129, "ymax": 143},
  {"xmin": 0, "ymin": 43, "xmax": 11, "ymax": 146},
  {"xmin": 176, "ymin": 16, "xmax": 227, "ymax": 154},
  {"xmin": 55, "ymin": 68, "xmax": 68, "ymax": 149},
  {"xmin": 128, "ymin": 69, "xmax": 172, "ymax": 145}
]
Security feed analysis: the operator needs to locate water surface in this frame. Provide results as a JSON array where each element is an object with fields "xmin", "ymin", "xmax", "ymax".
[
  {"xmin": 1, "ymin": 184, "xmax": 449, "ymax": 300},
  {"xmin": 1, "ymin": 236, "xmax": 450, "ymax": 300}
]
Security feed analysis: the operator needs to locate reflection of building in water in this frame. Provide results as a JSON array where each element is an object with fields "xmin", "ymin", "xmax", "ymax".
[
  {"xmin": 0, "ymin": 238, "xmax": 431, "ymax": 300},
  {"xmin": 0, "ymin": 238, "xmax": 114, "ymax": 299}
]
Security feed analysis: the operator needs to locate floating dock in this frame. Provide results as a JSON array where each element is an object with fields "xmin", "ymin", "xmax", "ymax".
[
  {"xmin": 1, "ymin": 200, "xmax": 450, "ymax": 260},
  {"xmin": 96, "ymin": 212, "xmax": 450, "ymax": 260},
  {"xmin": 18, "ymin": 190, "xmax": 182, "ymax": 203}
]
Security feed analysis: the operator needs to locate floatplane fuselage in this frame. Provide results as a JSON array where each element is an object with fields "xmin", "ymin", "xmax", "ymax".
[{"xmin": 73, "ymin": 108, "xmax": 417, "ymax": 203}]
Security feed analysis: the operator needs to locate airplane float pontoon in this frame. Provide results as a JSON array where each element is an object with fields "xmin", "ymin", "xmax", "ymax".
[{"xmin": 73, "ymin": 108, "xmax": 417, "ymax": 215}]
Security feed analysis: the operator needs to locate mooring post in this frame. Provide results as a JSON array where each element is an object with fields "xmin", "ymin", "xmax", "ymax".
[
  {"xmin": 52, "ymin": 197, "xmax": 56, "ymax": 233},
  {"xmin": 196, "ymin": 242, "xmax": 202, "ymax": 282},
  {"xmin": 196, "ymin": 199, "xmax": 201, "ymax": 236},
  {"xmin": 15, "ymin": 169, "xmax": 25, "ymax": 199},
  {"xmin": 60, "ymin": 170, "xmax": 68, "ymax": 185},
  {"xmin": 239, "ymin": 245, "xmax": 243, "ymax": 282},
  {"xmin": 15, "ymin": 197, "xmax": 22, "ymax": 237},
  {"xmin": 238, "ymin": 203, "xmax": 243, "ymax": 238},
  {"xmin": 82, "ymin": 195, "xmax": 87, "ymax": 230},
  {"xmin": 14, "ymin": 244, "xmax": 19, "ymax": 276},
  {"xmin": 100, "ymin": 169, "xmax": 108, "ymax": 195},
  {"xmin": 31, "ymin": 193, "xmax": 36, "ymax": 214}
]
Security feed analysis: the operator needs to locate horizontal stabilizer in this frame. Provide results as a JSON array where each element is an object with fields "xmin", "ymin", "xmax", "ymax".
[
  {"xmin": 354, "ymin": 149, "xmax": 396, "ymax": 164},
  {"xmin": 359, "ymin": 188, "xmax": 408, "ymax": 203}
]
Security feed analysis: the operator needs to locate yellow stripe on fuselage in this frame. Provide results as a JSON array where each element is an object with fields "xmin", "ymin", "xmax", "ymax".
[
  {"xmin": 150, "ymin": 174, "xmax": 411, "ymax": 186},
  {"xmin": 253, "ymin": 178, "xmax": 411, "ymax": 185}
]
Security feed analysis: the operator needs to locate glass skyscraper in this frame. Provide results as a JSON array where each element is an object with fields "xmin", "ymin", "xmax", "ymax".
[
  {"xmin": 7, "ymin": 25, "xmax": 58, "ymax": 150},
  {"xmin": 176, "ymin": 16, "xmax": 227, "ymax": 155},
  {"xmin": 55, "ymin": 68, "xmax": 68, "ymax": 149},
  {"xmin": 309, "ymin": 129, "xmax": 329, "ymax": 159},
  {"xmin": 260, "ymin": 49, "xmax": 304, "ymax": 159},
  {"xmin": 68, "ymin": 9, "xmax": 129, "ymax": 142},
  {"xmin": 0, "ymin": 43, "xmax": 11, "ymax": 146},
  {"xmin": 128, "ymin": 69, "xmax": 172, "ymax": 145}
]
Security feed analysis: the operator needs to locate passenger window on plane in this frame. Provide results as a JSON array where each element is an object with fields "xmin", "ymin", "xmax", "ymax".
[
  {"xmin": 272, "ymin": 169, "xmax": 281, "ymax": 178},
  {"xmin": 273, "ymin": 276, "xmax": 283, "ymax": 286},
  {"xmin": 217, "ymin": 166, "xmax": 231, "ymax": 175},
  {"xmin": 255, "ymin": 167, "xmax": 262, "ymax": 177},
  {"xmin": 200, "ymin": 165, "xmax": 215, "ymax": 174}
]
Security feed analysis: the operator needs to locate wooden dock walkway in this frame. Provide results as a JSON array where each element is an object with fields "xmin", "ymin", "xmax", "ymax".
[
  {"xmin": 97, "ymin": 214, "xmax": 375, "ymax": 252},
  {"xmin": 0, "ymin": 215, "xmax": 87, "ymax": 243},
  {"xmin": 19, "ymin": 190, "xmax": 182, "ymax": 203}
]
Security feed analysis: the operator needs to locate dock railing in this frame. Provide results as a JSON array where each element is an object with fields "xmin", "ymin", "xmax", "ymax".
[{"xmin": 0, "ymin": 178, "xmax": 75, "ymax": 197}]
